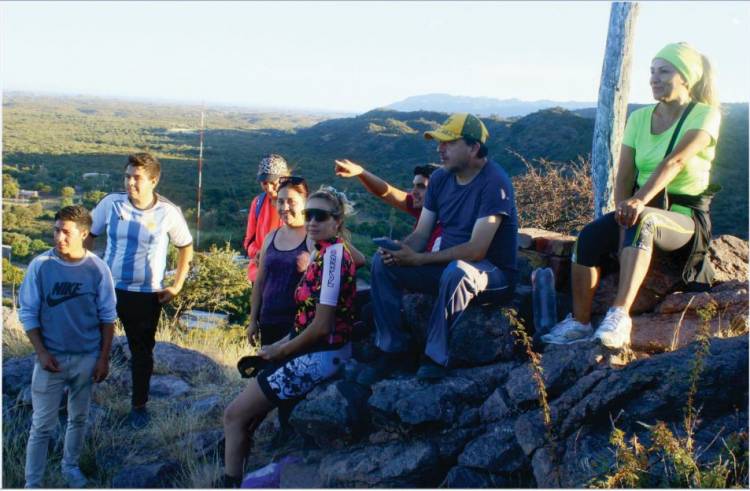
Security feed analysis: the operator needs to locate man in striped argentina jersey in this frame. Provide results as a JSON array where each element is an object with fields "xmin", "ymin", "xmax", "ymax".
[{"xmin": 87, "ymin": 152, "xmax": 194, "ymax": 429}]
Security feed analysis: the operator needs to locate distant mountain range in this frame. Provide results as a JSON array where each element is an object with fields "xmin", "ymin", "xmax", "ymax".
[{"xmin": 384, "ymin": 93, "xmax": 595, "ymax": 118}]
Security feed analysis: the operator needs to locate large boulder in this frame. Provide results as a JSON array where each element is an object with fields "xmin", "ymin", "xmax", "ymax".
[
  {"xmin": 515, "ymin": 336, "xmax": 748, "ymax": 487},
  {"xmin": 457, "ymin": 421, "xmax": 527, "ymax": 474},
  {"xmin": 402, "ymin": 293, "xmax": 518, "ymax": 367},
  {"xmin": 631, "ymin": 281, "xmax": 748, "ymax": 353},
  {"xmin": 2, "ymin": 354, "xmax": 34, "ymax": 396},
  {"xmin": 111, "ymin": 461, "xmax": 180, "ymax": 488},
  {"xmin": 440, "ymin": 465, "xmax": 520, "ymax": 488},
  {"xmin": 318, "ymin": 440, "xmax": 440, "ymax": 487},
  {"xmin": 368, "ymin": 375, "xmax": 484, "ymax": 429},
  {"xmin": 111, "ymin": 337, "xmax": 221, "ymax": 381},
  {"xmin": 592, "ymin": 235, "xmax": 749, "ymax": 316},
  {"xmin": 707, "ymin": 235, "xmax": 748, "ymax": 283},
  {"xmin": 290, "ymin": 380, "xmax": 370, "ymax": 449},
  {"xmin": 505, "ymin": 342, "xmax": 603, "ymax": 409},
  {"xmin": 149, "ymin": 375, "xmax": 191, "ymax": 398}
]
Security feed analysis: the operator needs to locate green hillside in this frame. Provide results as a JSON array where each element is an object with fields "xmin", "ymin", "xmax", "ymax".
[{"xmin": 3, "ymin": 94, "xmax": 747, "ymax": 261}]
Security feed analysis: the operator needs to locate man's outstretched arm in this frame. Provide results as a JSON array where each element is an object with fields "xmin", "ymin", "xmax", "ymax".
[{"xmin": 335, "ymin": 159, "xmax": 410, "ymax": 213}]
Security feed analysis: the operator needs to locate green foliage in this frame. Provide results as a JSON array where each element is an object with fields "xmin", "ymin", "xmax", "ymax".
[
  {"xmin": 60, "ymin": 186, "xmax": 76, "ymax": 198},
  {"xmin": 82, "ymin": 190, "xmax": 107, "ymax": 209},
  {"xmin": 34, "ymin": 182, "xmax": 53, "ymax": 193},
  {"xmin": 3, "ymin": 209, "xmax": 18, "ymax": 229},
  {"xmin": 28, "ymin": 201, "xmax": 43, "ymax": 217},
  {"xmin": 4, "ymin": 233, "xmax": 32, "ymax": 258},
  {"xmin": 166, "ymin": 243, "xmax": 251, "ymax": 325},
  {"xmin": 3, "ymin": 174, "xmax": 20, "ymax": 198},
  {"xmin": 2, "ymin": 258, "xmax": 25, "ymax": 286},
  {"xmin": 60, "ymin": 197, "xmax": 74, "ymax": 208}
]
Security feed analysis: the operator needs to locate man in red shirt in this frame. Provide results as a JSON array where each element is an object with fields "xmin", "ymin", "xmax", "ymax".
[
  {"xmin": 334, "ymin": 159, "xmax": 442, "ymax": 251},
  {"xmin": 243, "ymin": 154, "xmax": 290, "ymax": 282}
]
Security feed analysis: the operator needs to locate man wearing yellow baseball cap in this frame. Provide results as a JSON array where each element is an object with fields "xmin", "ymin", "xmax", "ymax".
[{"xmin": 361, "ymin": 113, "xmax": 519, "ymax": 383}]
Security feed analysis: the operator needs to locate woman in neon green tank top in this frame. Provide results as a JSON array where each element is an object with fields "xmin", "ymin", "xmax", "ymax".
[{"xmin": 542, "ymin": 42, "xmax": 721, "ymax": 349}]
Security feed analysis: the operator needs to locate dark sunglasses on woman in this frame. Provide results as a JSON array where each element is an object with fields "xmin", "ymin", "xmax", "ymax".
[{"xmin": 303, "ymin": 208, "xmax": 339, "ymax": 222}]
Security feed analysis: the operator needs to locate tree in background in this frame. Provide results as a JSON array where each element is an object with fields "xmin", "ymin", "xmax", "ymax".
[
  {"xmin": 4, "ymin": 233, "xmax": 32, "ymax": 258},
  {"xmin": 34, "ymin": 183, "xmax": 53, "ymax": 194},
  {"xmin": 2, "ymin": 258, "xmax": 25, "ymax": 286},
  {"xmin": 29, "ymin": 202, "xmax": 44, "ymax": 217},
  {"xmin": 83, "ymin": 190, "xmax": 107, "ymax": 209},
  {"xmin": 61, "ymin": 186, "xmax": 76, "ymax": 199},
  {"xmin": 165, "ymin": 243, "xmax": 251, "ymax": 326},
  {"xmin": 3, "ymin": 176, "xmax": 20, "ymax": 198}
]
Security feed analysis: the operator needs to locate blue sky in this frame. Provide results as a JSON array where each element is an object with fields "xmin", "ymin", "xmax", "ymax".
[{"xmin": 2, "ymin": 1, "xmax": 748, "ymax": 112}]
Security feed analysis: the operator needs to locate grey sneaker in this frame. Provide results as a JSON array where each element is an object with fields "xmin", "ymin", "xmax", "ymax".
[
  {"xmin": 62, "ymin": 466, "xmax": 88, "ymax": 488},
  {"xmin": 594, "ymin": 307, "xmax": 632, "ymax": 349},
  {"xmin": 541, "ymin": 314, "xmax": 593, "ymax": 344}
]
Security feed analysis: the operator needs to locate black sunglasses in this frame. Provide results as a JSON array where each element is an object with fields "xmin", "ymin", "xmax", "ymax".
[{"xmin": 303, "ymin": 208, "xmax": 339, "ymax": 222}]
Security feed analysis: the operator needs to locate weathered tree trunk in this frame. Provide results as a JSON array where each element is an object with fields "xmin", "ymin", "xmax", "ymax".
[{"xmin": 591, "ymin": 2, "xmax": 639, "ymax": 217}]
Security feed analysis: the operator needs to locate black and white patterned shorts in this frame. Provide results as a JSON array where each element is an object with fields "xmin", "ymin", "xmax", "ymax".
[{"xmin": 257, "ymin": 343, "xmax": 351, "ymax": 404}]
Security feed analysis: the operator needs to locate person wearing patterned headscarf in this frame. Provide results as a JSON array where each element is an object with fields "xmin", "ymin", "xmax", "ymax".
[{"xmin": 242, "ymin": 154, "xmax": 291, "ymax": 282}]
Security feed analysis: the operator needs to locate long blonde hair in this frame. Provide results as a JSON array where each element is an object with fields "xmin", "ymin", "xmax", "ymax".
[{"xmin": 690, "ymin": 54, "xmax": 719, "ymax": 107}]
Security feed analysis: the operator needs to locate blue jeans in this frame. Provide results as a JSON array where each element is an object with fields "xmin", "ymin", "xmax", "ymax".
[
  {"xmin": 370, "ymin": 254, "xmax": 512, "ymax": 366},
  {"xmin": 25, "ymin": 353, "xmax": 98, "ymax": 488}
]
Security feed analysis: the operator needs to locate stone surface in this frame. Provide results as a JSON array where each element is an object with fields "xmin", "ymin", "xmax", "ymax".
[
  {"xmin": 630, "ymin": 281, "xmax": 748, "ymax": 353},
  {"xmin": 479, "ymin": 388, "xmax": 512, "ymax": 423},
  {"xmin": 189, "ymin": 394, "xmax": 224, "ymax": 419},
  {"xmin": 149, "ymin": 375, "xmax": 191, "ymax": 398},
  {"xmin": 520, "ymin": 336, "xmax": 749, "ymax": 487},
  {"xmin": 111, "ymin": 461, "xmax": 180, "ymax": 488},
  {"xmin": 592, "ymin": 235, "xmax": 749, "ymax": 316},
  {"xmin": 368, "ymin": 375, "xmax": 483, "ymax": 428},
  {"xmin": 708, "ymin": 235, "xmax": 749, "ymax": 283},
  {"xmin": 188, "ymin": 429, "xmax": 223, "ymax": 459},
  {"xmin": 290, "ymin": 380, "xmax": 370, "ymax": 449},
  {"xmin": 318, "ymin": 440, "xmax": 440, "ymax": 488},
  {"xmin": 110, "ymin": 337, "xmax": 221, "ymax": 381},
  {"xmin": 440, "ymin": 465, "xmax": 517, "ymax": 488},
  {"xmin": 2, "ymin": 354, "xmax": 34, "ymax": 396},
  {"xmin": 506, "ymin": 342, "xmax": 603, "ymax": 409},
  {"xmin": 458, "ymin": 422, "xmax": 526, "ymax": 473}
]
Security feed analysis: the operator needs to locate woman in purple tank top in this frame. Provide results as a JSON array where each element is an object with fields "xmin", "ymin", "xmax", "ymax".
[{"xmin": 247, "ymin": 177, "xmax": 313, "ymax": 346}]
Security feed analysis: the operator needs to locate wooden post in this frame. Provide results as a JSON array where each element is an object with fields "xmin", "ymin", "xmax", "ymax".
[{"xmin": 591, "ymin": 2, "xmax": 639, "ymax": 217}]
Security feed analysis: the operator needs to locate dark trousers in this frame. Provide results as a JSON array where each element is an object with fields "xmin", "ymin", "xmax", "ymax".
[{"xmin": 115, "ymin": 289, "xmax": 162, "ymax": 408}]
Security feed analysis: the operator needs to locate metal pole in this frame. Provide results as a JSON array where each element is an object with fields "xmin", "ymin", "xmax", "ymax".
[
  {"xmin": 196, "ymin": 110, "xmax": 205, "ymax": 248},
  {"xmin": 591, "ymin": 1, "xmax": 639, "ymax": 217}
]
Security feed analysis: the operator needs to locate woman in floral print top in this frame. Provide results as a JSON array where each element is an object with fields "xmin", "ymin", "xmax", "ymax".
[
  {"xmin": 293, "ymin": 235, "xmax": 357, "ymax": 349},
  {"xmin": 222, "ymin": 186, "xmax": 360, "ymax": 488}
]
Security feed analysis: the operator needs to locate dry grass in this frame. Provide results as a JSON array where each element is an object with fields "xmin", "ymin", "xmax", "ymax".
[
  {"xmin": 510, "ymin": 152, "xmax": 594, "ymax": 235},
  {"xmin": 1, "ymin": 306, "xmax": 252, "ymax": 488}
]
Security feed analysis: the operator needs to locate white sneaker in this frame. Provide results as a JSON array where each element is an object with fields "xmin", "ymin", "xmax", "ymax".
[
  {"xmin": 595, "ymin": 307, "xmax": 632, "ymax": 349},
  {"xmin": 541, "ymin": 314, "xmax": 594, "ymax": 344}
]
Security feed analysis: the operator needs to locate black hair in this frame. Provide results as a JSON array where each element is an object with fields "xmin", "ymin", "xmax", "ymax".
[
  {"xmin": 54, "ymin": 205, "xmax": 92, "ymax": 232},
  {"xmin": 462, "ymin": 137, "xmax": 489, "ymax": 159},
  {"xmin": 413, "ymin": 164, "xmax": 441, "ymax": 179}
]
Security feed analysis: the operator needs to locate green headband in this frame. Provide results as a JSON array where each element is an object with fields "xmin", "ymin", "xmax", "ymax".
[{"xmin": 654, "ymin": 43, "xmax": 703, "ymax": 89}]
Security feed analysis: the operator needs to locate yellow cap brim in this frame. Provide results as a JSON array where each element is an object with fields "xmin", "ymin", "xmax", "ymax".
[{"xmin": 424, "ymin": 130, "xmax": 461, "ymax": 142}]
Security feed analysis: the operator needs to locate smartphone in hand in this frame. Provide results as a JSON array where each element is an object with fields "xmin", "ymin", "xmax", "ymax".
[{"xmin": 373, "ymin": 237, "xmax": 402, "ymax": 251}]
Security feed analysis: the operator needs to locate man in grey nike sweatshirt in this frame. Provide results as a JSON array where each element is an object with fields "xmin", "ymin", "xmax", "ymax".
[{"xmin": 18, "ymin": 205, "xmax": 117, "ymax": 488}]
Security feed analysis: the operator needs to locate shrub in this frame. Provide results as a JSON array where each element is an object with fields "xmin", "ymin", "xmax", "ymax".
[
  {"xmin": 510, "ymin": 152, "xmax": 594, "ymax": 235},
  {"xmin": 165, "ymin": 243, "xmax": 252, "ymax": 327},
  {"xmin": 2, "ymin": 258, "xmax": 25, "ymax": 286}
]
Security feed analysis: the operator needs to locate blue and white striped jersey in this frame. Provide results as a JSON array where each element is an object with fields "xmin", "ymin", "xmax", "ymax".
[{"xmin": 91, "ymin": 192, "xmax": 193, "ymax": 292}]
